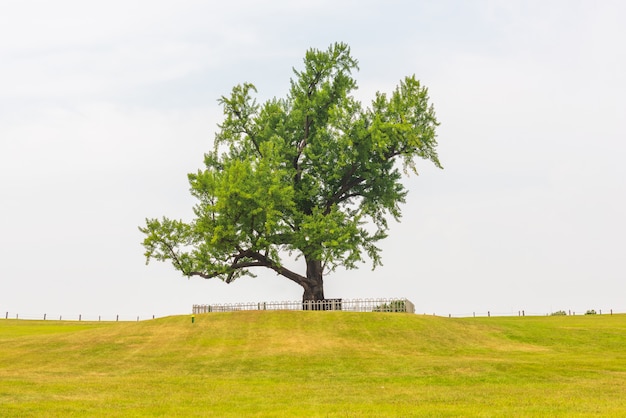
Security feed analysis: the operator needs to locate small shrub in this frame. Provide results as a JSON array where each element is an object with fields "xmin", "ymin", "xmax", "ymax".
[
  {"xmin": 585, "ymin": 310, "xmax": 597, "ymax": 315},
  {"xmin": 373, "ymin": 300, "xmax": 406, "ymax": 312},
  {"xmin": 551, "ymin": 310, "xmax": 567, "ymax": 316}
]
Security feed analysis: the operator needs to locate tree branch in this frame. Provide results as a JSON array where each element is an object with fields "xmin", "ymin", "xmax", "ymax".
[
  {"xmin": 232, "ymin": 108, "xmax": 261, "ymax": 156},
  {"xmin": 248, "ymin": 251, "xmax": 307, "ymax": 287},
  {"xmin": 187, "ymin": 260, "xmax": 267, "ymax": 281},
  {"xmin": 186, "ymin": 248, "xmax": 307, "ymax": 288},
  {"xmin": 293, "ymin": 116, "xmax": 312, "ymax": 180},
  {"xmin": 324, "ymin": 164, "xmax": 366, "ymax": 215},
  {"xmin": 163, "ymin": 241, "xmax": 187, "ymax": 274}
]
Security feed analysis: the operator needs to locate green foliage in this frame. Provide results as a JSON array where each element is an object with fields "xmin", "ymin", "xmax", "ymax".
[
  {"xmin": 551, "ymin": 310, "xmax": 567, "ymax": 316},
  {"xmin": 585, "ymin": 309, "xmax": 597, "ymax": 315},
  {"xmin": 140, "ymin": 42, "xmax": 441, "ymax": 294},
  {"xmin": 372, "ymin": 300, "xmax": 407, "ymax": 312}
]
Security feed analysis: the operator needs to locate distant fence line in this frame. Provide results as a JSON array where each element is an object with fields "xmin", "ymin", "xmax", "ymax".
[
  {"xmin": 2, "ymin": 311, "xmax": 157, "ymax": 322},
  {"xmin": 193, "ymin": 298, "xmax": 416, "ymax": 314},
  {"xmin": 444, "ymin": 308, "xmax": 620, "ymax": 318},
  {"xmin": 4, "ymin": 306, "xmax": 624, "ymax": 322}
]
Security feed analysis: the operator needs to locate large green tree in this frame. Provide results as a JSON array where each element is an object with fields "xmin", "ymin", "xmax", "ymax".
[{"xmin": 140, "ymin": 43, "xmax": 441, "ymax": 302}]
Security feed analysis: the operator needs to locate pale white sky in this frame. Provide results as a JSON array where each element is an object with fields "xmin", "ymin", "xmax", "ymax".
[{"xmin": 1, "ymin": 1, "xmax": 625, "ymax": 319}]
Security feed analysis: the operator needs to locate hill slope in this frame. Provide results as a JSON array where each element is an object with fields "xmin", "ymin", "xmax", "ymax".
[{"xmin": 1, "ymin": 311, "xmax": 626, "ymax": 416}]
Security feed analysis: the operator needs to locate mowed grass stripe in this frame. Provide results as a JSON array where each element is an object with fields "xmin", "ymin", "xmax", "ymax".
[{"xmin": 1, "ymin": 312, "xmax": 626, "ymax": 416}]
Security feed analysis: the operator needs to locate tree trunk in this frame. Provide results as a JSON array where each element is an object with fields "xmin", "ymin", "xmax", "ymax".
[{"xmin": 302, "ymin": 257, "xmax": 325, "ymax": 301}]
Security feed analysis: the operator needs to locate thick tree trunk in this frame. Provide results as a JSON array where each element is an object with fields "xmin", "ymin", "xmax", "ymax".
[{"xmin": 302, "ymin": 257, "xmax": 325, "ymax": 301}]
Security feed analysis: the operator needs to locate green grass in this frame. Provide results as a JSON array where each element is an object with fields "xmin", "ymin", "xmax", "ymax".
[{"xmin": 1, "ymin": 312, "xmax": 626, "ymax": 417}]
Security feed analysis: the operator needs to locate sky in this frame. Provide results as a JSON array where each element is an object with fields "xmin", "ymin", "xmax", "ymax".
[{"xmin": 1, "ymin": 0, "xmax": 625, "ymax": 319}]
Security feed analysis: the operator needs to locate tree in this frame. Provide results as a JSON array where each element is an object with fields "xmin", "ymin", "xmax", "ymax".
[{"xmin": 140, "ymin": 42, "xmax": 441, "ymax": 302}]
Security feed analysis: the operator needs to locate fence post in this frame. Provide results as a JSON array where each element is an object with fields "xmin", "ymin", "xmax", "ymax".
[
  {"xmin": 116, "ymin": 315, "xmax": 119, "ymax": 322},
  {"xmin": 5, "ymin": 312, "xmax": 7, "ymax": 319},
  {"xmin": 522, "ymin": 310, "xmax": 525, "ymax": 317},
  {"xmin": 488, "ymin": 311, "xmax": 490, "ymax": 317},
  {"xmin": 44, "ymin": 314, "xmax": 46, "ymax": 320},
  {"xmin": 79, "ymin": 314, "xmax": 81, "ymax": 321}
]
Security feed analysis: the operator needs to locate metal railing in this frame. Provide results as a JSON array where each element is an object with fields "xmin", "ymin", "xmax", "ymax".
[{"xmin": 192, "ymin": 298, "xmax": 415, "ymax": 314}]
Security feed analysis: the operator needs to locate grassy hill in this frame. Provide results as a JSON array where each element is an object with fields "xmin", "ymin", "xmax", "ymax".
[{"xmin": 1, "ymin": 311, "xmax": 626, "ymax": 417}]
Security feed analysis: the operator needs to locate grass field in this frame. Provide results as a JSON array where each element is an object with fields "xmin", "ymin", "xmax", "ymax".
[{"xmin": 1, "ymin": 311, "xmax": 626, "ymax": 417}]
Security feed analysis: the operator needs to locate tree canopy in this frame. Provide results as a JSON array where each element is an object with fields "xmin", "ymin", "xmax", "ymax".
[{"xmin": 140, "ymin": 42, "xmax": 441, "ymax": 301}]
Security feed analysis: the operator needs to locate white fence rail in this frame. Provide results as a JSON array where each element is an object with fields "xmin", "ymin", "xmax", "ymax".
[{"xmin": 193, "ymin": 298, "xmax": 415, "ymax": 314}]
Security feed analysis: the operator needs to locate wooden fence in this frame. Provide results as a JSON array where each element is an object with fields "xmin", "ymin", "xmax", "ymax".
[{"xmin": 192, "ymin": 298, "xmax": 415, "ymax": 314}]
